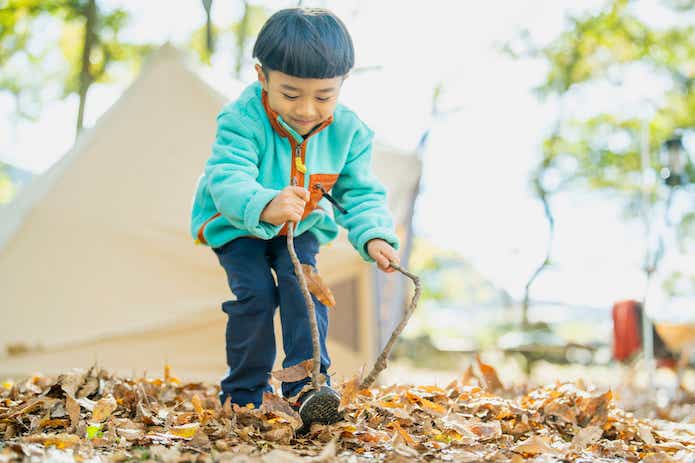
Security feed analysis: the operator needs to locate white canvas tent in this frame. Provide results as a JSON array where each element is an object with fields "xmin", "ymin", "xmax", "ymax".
[{"xmin": 0, "ymin": 44, "xmax": 421, "ymax": 384}]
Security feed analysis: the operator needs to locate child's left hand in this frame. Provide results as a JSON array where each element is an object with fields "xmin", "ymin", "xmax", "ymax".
[{"xmin": 366, "ymin": 239, "xmax": 399, "ymax": 273}]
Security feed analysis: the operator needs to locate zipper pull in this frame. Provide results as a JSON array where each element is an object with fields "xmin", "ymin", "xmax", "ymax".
[
  {"xmin": 314, "ymin": 183, "xmax": 348, "ymax": 214},
  {"xmin": 295, "ymin": 156, "xmax": 307, "ymax": 174},
  {"xmin": 294, "ymin": 144, "xmax": 307, "ymax": 173}
]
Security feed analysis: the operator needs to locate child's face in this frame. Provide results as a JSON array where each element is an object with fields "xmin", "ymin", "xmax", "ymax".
[{"xmin": 256, "ymin": 64, "xmax": 344, "ymax": 136}]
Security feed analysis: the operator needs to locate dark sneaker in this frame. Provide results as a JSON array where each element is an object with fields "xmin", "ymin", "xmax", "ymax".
[{"xmin": 293, "ymin": 386, "xmax": 343, "ymax": 430}]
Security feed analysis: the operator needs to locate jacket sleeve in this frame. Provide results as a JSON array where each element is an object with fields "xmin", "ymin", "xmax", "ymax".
[
  {"xmin": 205, "ymin": 110, "xmax": 282, "ymax": 239},
  {"xmin": 331, "ymin": 125, "xmax": 400, "ymax": 262}
]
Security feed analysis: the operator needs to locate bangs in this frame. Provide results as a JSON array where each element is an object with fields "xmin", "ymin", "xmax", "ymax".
[{"xmin": 253, "ymin": 9, "xmax": 354, "ymax": 79}]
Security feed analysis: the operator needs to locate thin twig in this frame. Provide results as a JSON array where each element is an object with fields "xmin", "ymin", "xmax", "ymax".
[
  {"xmin": 286, "ymin": 179, "xmax": 322, "ymax": 390},
  {"xmin": 360, "ymin": 263, "xmax": 421, "ymax": 389}
]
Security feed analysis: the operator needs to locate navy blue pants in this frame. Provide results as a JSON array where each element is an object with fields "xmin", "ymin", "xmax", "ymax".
[{"xmin": 213, "ymin": 232, "xmax": 331, "ymax": 408}]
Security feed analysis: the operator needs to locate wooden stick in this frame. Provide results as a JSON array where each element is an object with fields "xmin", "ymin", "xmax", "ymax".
[
  {"xmin": 286, "ymin": 180, "xmax": 322, "ymax": 390},
  {"xmin": 360, "ymin": 263, "xmax": 421, "ymax": 389}
]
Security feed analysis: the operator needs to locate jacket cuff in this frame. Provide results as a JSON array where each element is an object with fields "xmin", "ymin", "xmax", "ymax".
[
  {"xmin": 356, "ymin": 228, "xmax": 401, "ymax": 262},
  {"xmin": 244, "ymin": 188, "xmax": 282, "ymax": 239}
]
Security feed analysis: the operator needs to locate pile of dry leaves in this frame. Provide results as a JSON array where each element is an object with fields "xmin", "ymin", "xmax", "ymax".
[{"xmin": 1, "ymin": 359, "xmax": 693, "ymax": 462}]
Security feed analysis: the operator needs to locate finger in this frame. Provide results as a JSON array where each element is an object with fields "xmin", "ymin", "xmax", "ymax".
[
  {"xmin": 377, "ymin": 253, "xmax": 390, "ymax": 270},
  {"xmin": 291, "ymin": 197, "xmax": 307, "ymax": 208},
  {"xmin": 291, "ymin": 186, "xmax": 310, "ymax": 201}
]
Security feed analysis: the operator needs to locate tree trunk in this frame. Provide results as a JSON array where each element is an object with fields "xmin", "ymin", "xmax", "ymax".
[
  {"xmin": 202, "ymin": 0, "xmax": 214, "ymax": 56},
  {"xmin": 234, "ymin": 0, "xmax": 249, "ymax": 79},
  {"xmin": 76, "ymin": 0, "xmax": 97, "ymax": 134},
  {"xmin": 521, "ymin": 182, "xmax": 555, "ymax": 329}
]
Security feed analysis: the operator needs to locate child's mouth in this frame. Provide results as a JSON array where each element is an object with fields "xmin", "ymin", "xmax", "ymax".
[{"xmin": 292, "ymin": 118, "xmax": 316, "ymax": 127}]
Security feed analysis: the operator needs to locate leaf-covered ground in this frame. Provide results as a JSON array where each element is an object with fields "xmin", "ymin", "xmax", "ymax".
[{"xmin": 1, "ymin": 360, "xmax": 694, "ymax": 462}]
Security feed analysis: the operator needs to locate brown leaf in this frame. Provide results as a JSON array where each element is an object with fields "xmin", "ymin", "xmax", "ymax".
[
  {"xmin": 302, "ymin": 264, "xmax": 336, "ymax": 308},
  {"xmin": 577, "ymin": 390, "xmax": 613, "ymax": 426},
  {"xmin": 65, "ymin": 395, "xmax": 80, "ymax": 431},
  {"xmin": 512, "ymin": 435, "xmax": 561, "ymax": 456},
  {"xmin": 339, "ymin": 376, "xmax": 360, "ymax": 411},
  {"xmin": 91, "ymin": 395, "xmax": 117, "ymax": 423},
  {"xmin": 461, "ymin": 365, "xmax": 478, "ymax": 386},
  {"xmin": 466, "ymin": 420, "xmax": 502, "ymax": 441},
  {"xmin": 419, "ymin": 397, "xmax": 446, "ymax": 416},
  {"xmin": 476, "ymin": 355, "xmax": 504, "ymax": 392},
  {"xmin": 271, "ymin": 359, "xmax": 314, "ymax": 383},
  {"xmin": 571, "ymin": 425, "xmax": 603, "ymax": 449},
  {"xmin": 23, "ymin": 433, "xmax": 81, "ymax": 449},
  {"xmin": 260, "ymin": 392, "xmax": 302, "ymax": 430},
  {"xmin": 58, "ymin": 371, "xmax": 86, "ymax": 398},
  {"xmin": 263, "ymin": 423, "xmax": 294, "ymax": 444},
  {"xmin": 390, "ymin": 421, "xmax": 416, "ymax": 447},
  {"xmin": 169, "ymin": 422, "xmax": 200, "ymax": 439}
]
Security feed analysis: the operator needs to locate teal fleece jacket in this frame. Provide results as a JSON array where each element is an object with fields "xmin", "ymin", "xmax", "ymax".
[{"xmin": 190, "ymin": 82, "xmax": 399, "ymax": 262}]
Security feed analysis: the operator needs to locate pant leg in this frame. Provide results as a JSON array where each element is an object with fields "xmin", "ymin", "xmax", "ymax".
[
  {"xmin": 213, "ymin": 238, "xmax": 278, "ymax": 408},
  {"xmin": 268, "ymin": 232, "xmax": 331, "ymax": 399}
]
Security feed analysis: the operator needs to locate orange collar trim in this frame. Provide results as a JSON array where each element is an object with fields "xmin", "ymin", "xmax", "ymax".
[{"xmin": 261, "ymin": 89, "xmax": 333, "ymax": 141}]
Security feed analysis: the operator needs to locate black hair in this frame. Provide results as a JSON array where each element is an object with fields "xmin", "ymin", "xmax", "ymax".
[{"xmin": 252, "ymin": 8, "xmax": 354, "ymax": 79}]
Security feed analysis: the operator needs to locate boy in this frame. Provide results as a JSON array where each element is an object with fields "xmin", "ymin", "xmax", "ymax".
[{"xmin": 190, "ymin": 8, "xmax": 400, "ymax": 417}]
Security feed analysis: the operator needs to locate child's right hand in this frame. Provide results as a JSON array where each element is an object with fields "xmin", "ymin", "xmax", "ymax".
[{"xmin": 260, "ymin": 186, "xmax": 309, "ymax": 225}]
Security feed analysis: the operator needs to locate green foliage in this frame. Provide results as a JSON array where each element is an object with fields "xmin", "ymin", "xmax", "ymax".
[
  {"xmin": 0, "ymin": 1, "xmax": 152, "ymax": 128},
  {"xmin": 509, "ymin": 0, "xmax": 695, "ymax": 299},
  {"xmin": 188, "ymin": 23, "xmax": 220, "ymax": 65},
  {"xmin": 662, "ymin": 269, "xmax": 695, "ymax": 297},
  {"xmin": 511, "ymin": 0, "xmax": 695, "ymax": 211},
  {"xmin": 0, "ymin": 163, "xmax": 15, "ymax": 204},
  {"xmin": 57, "ymin": 5, "xmax": 151, "ymax": 96},
  {"xmin": 410, "ymin": 238, "xmax": 510, "ymax": 307},
  {"xmin": 0, "ymin": 1, "xmax": 63, "ymax": 120},
  {"xmin": 187, "ymin": 1, "xmax": 268, "ymax": 72}
]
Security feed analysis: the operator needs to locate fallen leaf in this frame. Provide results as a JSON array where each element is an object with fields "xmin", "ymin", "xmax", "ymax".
[
  {"xmin": 389, "ymin": 421, "xmax": 416, "ymax": 447},
  {"xmin": 308, "ymin": 438, "xmax": 337, "ymax": 462},
  {"xmin": 476, "ymin": 355, "xmax": 504, "ymax": 392},
  {"xmin": 571, "ymin": 425, "xmax": 603, "ymax": 449},
  {"xmin": 23, "ymin": 433, "xmax": 81, "ymax": 449},
  {"xmin": 513, "ymin": 435, "xmax": 561, "ymax": 455},
  {"xmin": 461, "ymin": 365, "xmax": 478, "ymax": 386},
  {"xmin": 419, "ymin": 397, "xmax": 446, "ymax": 416},
  {"xmin": 466, "ymin": 420, "xmax": 502, "ymax": 441},
  {"xmin": 164, "ymin": 364, "xmax": 180, "ymax": 384},
  {"xmin": 65, "ymin": 395, "xmax": 80, "ymax": 430},
  {"xmin": 639, "ymin": 425, "xmax": 657, "ymax": 446},
  {"xmin": 271, "ymin": 359, "xmax": 314, "ymax": 383},
  {"xmin": 260, "ymin": 392, "xmax": 302, "ymax": 430},
  {"xmin": 169, "ymin": 422, "xmax": 200, "ymax": 439},
  {"xmin": 339, "ymin": 375, "xmax": 360, "ymax": 411},
  {"xmin": 577, "ymin": 390, "xmax": 613, "ymax": 426},
  {"xmin": 301, "ymin": 264, "xmax": 336, "ymax": 308},
  {"xmin": 91, "ymin": 395, "xmax": 117, "ymax": 422},
  {"xmin": 86, "ymin": 422, "xmax": 104, "ymax": 439}
]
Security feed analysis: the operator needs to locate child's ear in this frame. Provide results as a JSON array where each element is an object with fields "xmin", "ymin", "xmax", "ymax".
[{"xmin": 255, "ymin": 64, "xmax": 268, "ymax": 90}]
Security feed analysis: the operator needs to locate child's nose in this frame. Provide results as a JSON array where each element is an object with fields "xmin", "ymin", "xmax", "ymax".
[{"xmin": 296, "ymin": 100, "xmax": 318, "ymax": 118}]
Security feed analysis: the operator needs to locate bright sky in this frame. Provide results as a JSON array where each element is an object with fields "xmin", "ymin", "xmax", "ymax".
[{"xmin": 1, "ymin": 0, "xmax": 693, "ymax": 321}]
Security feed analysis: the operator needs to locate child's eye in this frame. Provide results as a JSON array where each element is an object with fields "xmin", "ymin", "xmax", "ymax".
[
  {"xmin": 316, "ymin": 96, "xmax": 332, "ymax": 102},
  {"xmin": 282, "ymin": 93, "xmax": 299, "ymax": 100}
]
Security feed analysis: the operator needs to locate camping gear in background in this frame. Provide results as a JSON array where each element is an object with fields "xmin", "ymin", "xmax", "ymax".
[
  {"xmin": 612, "ymin": 300, "xmax": 678, "ymax": 368},
  {"xmin": 0, "ymin": 44, "xmax": 422, "ymax": 382}
]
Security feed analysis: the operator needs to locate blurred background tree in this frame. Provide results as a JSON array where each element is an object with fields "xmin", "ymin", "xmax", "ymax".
[
  {"xmin": 189, "ymin": 0, "xmax": 268, "ymax": 78},
  {"xmin": 507, "ymin": 0, "xmax": 695, "ymax": 307},
  {"xmin": 1, "ymin": 0, "xmax": 152, "ymax": 134}
]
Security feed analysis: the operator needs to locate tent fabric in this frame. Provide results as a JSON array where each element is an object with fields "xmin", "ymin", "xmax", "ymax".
[{"xmin": 0, "ymin": 44, "xmax": 421, "ymax": 381}]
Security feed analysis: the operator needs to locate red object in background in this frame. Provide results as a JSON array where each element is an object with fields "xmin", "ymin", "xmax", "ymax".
[
  {"xmin": 612, "ymin": 300, "xmax": 643, "ymax": 361},
  {"xmin": 612, "ymin": 299, "xmax": 678, "ymax": 368}
]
